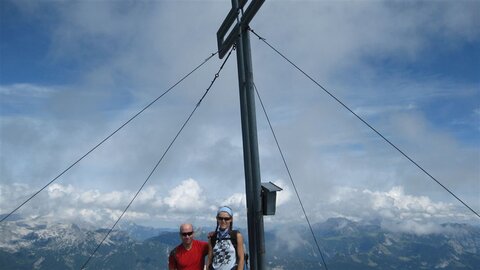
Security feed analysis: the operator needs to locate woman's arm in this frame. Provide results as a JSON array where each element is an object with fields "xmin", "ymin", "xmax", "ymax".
[
  {"xmin": 207, "ymin": 239, "xmax": 213, "ymax": 269},
  {"xmin": 236, "ymin": 232, "xmax": 245, "ymax": 270}
]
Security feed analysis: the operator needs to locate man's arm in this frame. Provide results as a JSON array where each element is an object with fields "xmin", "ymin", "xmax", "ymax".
[{"xmin": 168, "ymin": 248, "xmax": 176, "ymax": 270}]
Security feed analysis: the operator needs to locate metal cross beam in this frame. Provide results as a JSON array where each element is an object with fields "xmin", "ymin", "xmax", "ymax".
[
  {"xmin": 217, "ymin": 1, "xmax": 266, "ymax": 270},
  {"xmin": 217, "ymin": 0, "xmax": 265, "ymax": 59}
]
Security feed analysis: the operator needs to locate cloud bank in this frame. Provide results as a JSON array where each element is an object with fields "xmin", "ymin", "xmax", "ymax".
[{"xmin": 0, "ymin": 179, "xmax": 471, "ymax": 232}]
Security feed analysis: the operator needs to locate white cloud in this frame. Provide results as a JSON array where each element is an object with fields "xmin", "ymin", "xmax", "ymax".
[
  {"xmin": 0, "ymin": 178, "xmax": 474, "ymax": 232},
  {"xmin": 321, "ymin": 185, "xmax": 466, "ymax": 227},
  {"xmin": 273, "ymin": 226, "xmax": 310, "ymax": 253},
  {"xmin": 474, "ymin": 108, "xmax": 480, "ymax": 116},
  {"xmin": 221, "ymin": 193, "xmax": 246, "ymax": 209},
  {"xmin": 47, "ymin": 183, "xmax": 74, "ymax": 199},
  {"xmin": 0, "ymin": 83, "xmax": 54, "ymax": 97},
  {"xmin": 136, "ymin": 186, "xmax": 161, "ymax": 206},
  {"xmin": 78, "ymin": 208, "xmax": 103, "ymax": 223},
  {"xmin": 99, "ymin": 191, "xmax": 128, "ymax": 207},
  {"xmin": 366, "ymin": 186, "xmax": 451, "ymax": 215},
  {"xmin": 163, "ymin": 178, "xmax": 207, "ymax": 211},
  {"xmin": 353, "ymin": 104, "xmax": 416, "ymax": 118},
  {"xmin": 381, "ymin": 219, "xmax": 446, "ymax": 235},
  {"xmin": 1, "ymin": 180, "xmax": 206, "ymax": 226},
  {"xmin": 271, "ymin": 180, "xmax": 292, "ymax": 206},
  {"xmin": 79, "ymin": 190, "xmax": 102, "ymax": 204}
]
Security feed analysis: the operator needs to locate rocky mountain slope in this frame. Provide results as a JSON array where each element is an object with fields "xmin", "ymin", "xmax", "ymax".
[{"xmin": 1, "ymin": 216, "xmax": 478, "ymax": 269}]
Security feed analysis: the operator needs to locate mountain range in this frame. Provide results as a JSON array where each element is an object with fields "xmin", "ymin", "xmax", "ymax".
[{"xmin": 0, "ymin": 215, "xmax": 478, "ymax": 269}]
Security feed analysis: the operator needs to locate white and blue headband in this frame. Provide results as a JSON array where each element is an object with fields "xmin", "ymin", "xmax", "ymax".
[{"xmin": 217, "ymin": 206, "xmax": 233, "ymax": 217}]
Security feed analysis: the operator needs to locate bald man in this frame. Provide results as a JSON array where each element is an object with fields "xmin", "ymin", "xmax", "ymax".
[{"xmin": 168, "ymin": 223, "xmax": 209, "ymax": 270}]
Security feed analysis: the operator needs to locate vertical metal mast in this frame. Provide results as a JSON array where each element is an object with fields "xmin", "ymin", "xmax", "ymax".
[{"xmin": 217, "ymin": 1, "xmax": 265, "ymax": 269}]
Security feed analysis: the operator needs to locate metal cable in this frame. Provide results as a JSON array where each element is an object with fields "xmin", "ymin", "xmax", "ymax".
[
  {"xmin": 80, "ymin": 47, "xmax": 235, "ymax": 269},
  {"xmin": 0, "ymin": 51, "xmax": 218, "ymax": 223},
  {"xmin": 254, "ymin": 83, "xmax": 329, "ymax": 270},
  {"xmin": 249, "ymin": 28, "xmax": 480, "ymax": 220}
]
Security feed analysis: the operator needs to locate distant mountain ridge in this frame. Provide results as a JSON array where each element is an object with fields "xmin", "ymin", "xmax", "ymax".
[
  {"xmin": 267, "ymin": 217, "xmax": 480, "ymax": 269},
  {"xmin": 0, "ymin": 216, "xmax": 478, "ymax": 269}
]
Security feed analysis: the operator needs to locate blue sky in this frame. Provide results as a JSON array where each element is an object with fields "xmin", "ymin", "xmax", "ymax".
[{"xmin": 1, "ymin": 0, "xmax": 479, "ymax": 231}]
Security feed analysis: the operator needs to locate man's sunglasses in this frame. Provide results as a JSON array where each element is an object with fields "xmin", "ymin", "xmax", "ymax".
[
  {"xmin": 217, "ymin": 217, "xmax": 231, "ymax": 221},
  {"xmin": 181, "ymin": 231, "xmax": 194, "ymax": 237}
]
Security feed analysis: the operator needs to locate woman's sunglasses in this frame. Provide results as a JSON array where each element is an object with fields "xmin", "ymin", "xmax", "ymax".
[{"xmin": 217, "ymin": 217, "xmax": 232, "ymax": 221}]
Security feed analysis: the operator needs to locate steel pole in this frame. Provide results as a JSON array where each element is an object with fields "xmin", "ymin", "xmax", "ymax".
[
  {"xmin": 235, "ymin": 14, "xmax": 265, "ymax": 270},
  {"xmin": 216, "ymin": 1, "xmax": 265, "ymax": 268},
  {"xmin": 242, "ymin": 28, "xmax": 265, "ymax": 270},
  {"xmin": 234, "ymin": 13, "xmax": 256, "ymax": 270}
]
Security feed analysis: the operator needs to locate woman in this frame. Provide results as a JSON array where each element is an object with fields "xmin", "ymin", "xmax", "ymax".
[{"xmin": 207, "ymin": 206, "xmax": 245, "ymax": 270}]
